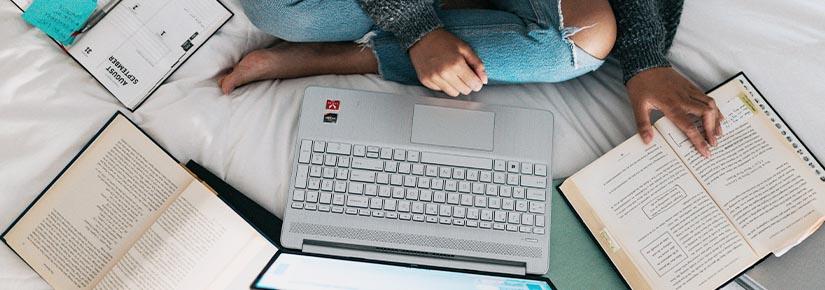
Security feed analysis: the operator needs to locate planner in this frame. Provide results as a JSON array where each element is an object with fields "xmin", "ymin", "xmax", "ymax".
[{"xmin": 11, "ymin": 0, "xmax": 232, "ymax": 110}]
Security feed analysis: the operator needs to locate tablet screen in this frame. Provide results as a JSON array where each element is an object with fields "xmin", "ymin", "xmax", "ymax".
[{"xmin": 254, "ymin": 253, "xmax": 553, "ymax": 290}]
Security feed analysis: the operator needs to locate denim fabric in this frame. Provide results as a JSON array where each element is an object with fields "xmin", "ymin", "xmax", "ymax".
[{"xmin": 240, "ymin": 0, "xmax": 604, "ymax": 85}]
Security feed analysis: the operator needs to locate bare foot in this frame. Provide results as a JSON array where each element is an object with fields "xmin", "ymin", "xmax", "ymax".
[{"xmin": 219, "ymin": 42, "xmax": 378, "ymax": 94}]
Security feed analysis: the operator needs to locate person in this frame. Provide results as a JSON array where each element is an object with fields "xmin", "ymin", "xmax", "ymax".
[{"xmin": 220, "ymin": 0, "xmax": 722, "ymax": 157}]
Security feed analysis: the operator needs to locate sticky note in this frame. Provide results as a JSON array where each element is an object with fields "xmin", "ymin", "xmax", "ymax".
[{"xmin": 22, "ymin": 0, "xmax": 97, "ymax": 46}]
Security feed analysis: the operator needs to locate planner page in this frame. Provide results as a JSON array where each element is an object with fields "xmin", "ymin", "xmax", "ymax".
[{"xmin": 67, "ymin": 0, "xmax": 230, "ymax": 109}]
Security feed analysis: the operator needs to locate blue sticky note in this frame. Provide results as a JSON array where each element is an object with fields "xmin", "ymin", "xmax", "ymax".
[{"xmin": 22, "ymin": 0, "xmax": 97, "ymax": 46}]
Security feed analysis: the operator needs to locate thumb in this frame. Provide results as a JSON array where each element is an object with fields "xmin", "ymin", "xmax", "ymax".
[
  {"xmin": 462, "ymin": 47, "xmax": 488, "ymax": 84},
  {"xmin": 634, "ymin": 103, "xmax": 654, "ymax": 144}
]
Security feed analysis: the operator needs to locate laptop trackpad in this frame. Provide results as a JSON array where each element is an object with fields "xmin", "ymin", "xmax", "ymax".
[{"xmin": 411, "ymin": 105, "xmax": 495, "ymax": 151}]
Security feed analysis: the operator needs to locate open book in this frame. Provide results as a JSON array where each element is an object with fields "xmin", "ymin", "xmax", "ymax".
[
  {"xmin": 560, "ymin": 73, "xmax": 825, "ymax": 290},
  {"xmin": 10, "ymin": 0, "xmax": 232, "ymax": 110},
  {"xmin": 1, "ymin": 113, "xmax": 277, "ymax": 290}
]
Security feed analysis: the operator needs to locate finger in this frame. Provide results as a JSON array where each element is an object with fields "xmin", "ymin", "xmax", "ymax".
[
  {"xmin": 670, "ymin": 111, "xmax": 711, "ymax": 157},
  {"xmin": 431, "ymin": 75, "xmax": 460, "ymax": 97},
  {"xmin": 461, "ymin": 46, "xmax": 488, "ymax": 84},
  {"xmin": 420, "ymin": 78, "xmax": 440, "ymax": 92},
  {"xmin": 633, "ymin": 101, "xmax": 655, "ymax": 144},
  {"xmin": 691, "ymin": 93, "xmax": 725, "ymax": 142},
  {"xmin": 702, "ymin": 109, "xmax": 719, "ymax": 146},
  {"xmin": 456, "ymin": 62, "xmax": 484, "ymax": 92},
  {"xmin": 441, "ymin": 71, "xmax": 472, "ymax": 96}
]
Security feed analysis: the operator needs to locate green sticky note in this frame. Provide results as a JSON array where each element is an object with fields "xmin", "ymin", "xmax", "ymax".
[{"xmin": 22, "ymin": 0, "xmax": 97, "ymax": 46}]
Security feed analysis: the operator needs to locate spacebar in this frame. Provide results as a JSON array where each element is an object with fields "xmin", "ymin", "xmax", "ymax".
[{"xmin": 420, "ymin": 152, "xmax": 493, "ymax": 170}]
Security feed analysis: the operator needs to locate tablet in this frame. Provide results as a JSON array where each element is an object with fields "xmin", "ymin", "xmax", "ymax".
[{"xmin": 252, "ymin": 251, "xmax": 555, "ymax": 290}]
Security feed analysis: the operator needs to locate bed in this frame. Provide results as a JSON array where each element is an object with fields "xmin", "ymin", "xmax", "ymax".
[{"xmin": 1, "ymin": 0, "xmax": 823, "ymax": 288}]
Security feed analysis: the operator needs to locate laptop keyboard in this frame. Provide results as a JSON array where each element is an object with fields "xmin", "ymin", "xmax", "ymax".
[{"xmin": 290, "ymin": 140, "xmax": 549, "ymax": 235}]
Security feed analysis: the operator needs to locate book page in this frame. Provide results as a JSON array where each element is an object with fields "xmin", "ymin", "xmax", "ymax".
[
  {"xmin": 3, "ymin": 115, "xmax": 193, "ymax": 290},
  {"xmin": 94, "ymin": 181, "xmax": 278, "ymax": 290},
  {"xmin": 656, "ymin": 81, "xmax": 825, "ymax": 256},
  {"xmin": 563, "ymin": 133, "xmax": 758, "ymax": 290},
  {"xmin": 66, "ymin": 0, "xmax": 231, "ymax": 109}
]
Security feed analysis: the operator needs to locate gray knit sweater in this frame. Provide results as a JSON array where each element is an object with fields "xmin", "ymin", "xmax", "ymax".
[{"xmin": 356, "ymin": 0, "xmax": 684, "ymax": 83}]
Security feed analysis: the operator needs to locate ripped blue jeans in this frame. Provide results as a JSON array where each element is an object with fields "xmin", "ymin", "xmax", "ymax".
[{"xmin": 240, "ymin": 0, "xmax": 604, "ymax": 85}]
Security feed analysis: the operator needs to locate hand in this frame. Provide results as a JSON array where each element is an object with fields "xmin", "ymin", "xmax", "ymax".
[
  {"xmin": 626, "ymin": 67, "xmax": 723, "ymax": 157},
  {"xmin": 409, "ymin": 28, "xmax": 488, "ymax": 97}
]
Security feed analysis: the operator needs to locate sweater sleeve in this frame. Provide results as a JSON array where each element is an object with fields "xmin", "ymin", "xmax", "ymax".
[
  {"xmin": 609, "ymin": 0, "xmax": 684, "ymax": 83},
  {"xmin": 357, "ymin": 0, "xmax": 443, "ymax": 49}
]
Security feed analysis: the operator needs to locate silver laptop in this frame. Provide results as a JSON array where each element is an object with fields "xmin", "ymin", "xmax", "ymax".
[{"xmin": 281, "ymin": 87, "xmax": 554, "ymax": 275}]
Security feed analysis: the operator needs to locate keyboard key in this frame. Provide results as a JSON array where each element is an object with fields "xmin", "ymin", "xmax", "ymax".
[
  {"xmin": 466, "ymin": 170, "xmax": 479, "ymax": 181},
  {"xmin": 346, "ymin": 208, "xmax": 358, "ymax": 215},
  {"xmin": 309, "ymin": 166, "xmax": 322, "ymax": 177},
  {"xmin": 431, "ymin": 179, "xmax": 444, "ymax": 190},
  {"xmin": 338, "ymin": 156, "xmax": 351, "ymax": 167},
  {"xmin": 467, "ymin": 220, "xmax": 479, "ymax": 227},
  {"xmin": 348, "ymin": 183, "xmax": 364, "ymax": 194},
  {"xmin": 534, "ymin": 164, "xmax": 547, "ymax": 176},
  {"xmin": 472, "ymin": 183, "xmax": 485, "ymax": 194},
  {"xmin": 494, "ymin": 160, "xmax": 506, "ymax": 171},
  {"xmin": 502, "ymin": 199, "xmax": 515, "ymax": 210},
  {"xmin": 406, "ymin": 188, "xmax": 420, "ymax": 200},
  {"xmin": 324, "ymin": 155, "xmax": 337, "ymax": 166},
  {"xmin": 420, "ymin": 190, "xmax": 433, "ymax": 201},
  {"xmin": 359, "ymin": 209, "xmax": 371, "ymax": 216},
  {"xmin": 292, "ymin": 202, "xmax": 304, "ymax": 209},
  {"xmin": 404, "ymin": 176, "xmax": 417, "ymax": 187},
  {"xmin": 439, "ymin": 167, "xmax": 452, "ymax": 178},
  {"xmin": 393, "ymin": 149, "xmax": 406, "ymax": 161},
  {"xmin": 507, "ymin": 174, "xmax": 519, "ymax": 185},
  {"xmin": 398, "ymin": 163, "xmax": 411, "ymax": 174},
  {"xmin": 433, "ymin": 191, "xmax": 447, "ymax": 203},
  {"xmin": 529, "ymin": 201, "xmax": 546, "ymax": 214},
  {"xmin": 336, "ymin": 168, "xmax": 349, "ymax": 180},
  {"xmin": 507, "ymin": 161, "xmax": 519, "ymax": 173},
  {"xmin": 311, "ymin": 154, "xmax": 324, "ymax": 165},
  {"xmin": 445, "ymin": 180, "xmax": 458, "ymax": 191},
  {"xmin": 421, "ymin": 152, "xmax": 492, "ymax": 170},
  {"xmin": 516, "ymin": 200, "xmax": 528, "ymax": 212},
  {"xmin": 417, "ymin": 177, "xmax": 430, "ymax": 188},
  {"xmin": 439, "ymin": 205, "xmax": 452, "ymax": 216},
  {"xmin": 425, "ymin": 165, "xmax": 438, "ymax": 177},
  {"xmin": 513, "ymin": 188, "xmax": 526, "ymax": 199},
  {"xmin": 520, "ymin": 226, "xmax": 532, "ymax": 233},
  {"xmin": 373, "ymin": 211, "xmax": 384, "ymax": 218},
  {"xmin": 384, "ymin": 199, "xmax": 397, "ymax": 211},
  {"xmin": 493, "ymin": 223, "xmax": 506, "ymax": 230},
  {"xmin": 376, "ymin": 173, "xmax": 389, "ymax": 184},
  {"xmin": 415, "ymin": 215, "xmax": 427, "ymax": 222},
  {"xmin": 380, "ymin": 147, "xmax": 393, "ymax": 159},
  {"xmin": 454, "ymin": 219, "xmax": 466, "ymax": 226},
  {"xmin": 323, "ymin": 167, "xmax": 335, "ymax": 179},
  {"xmin": 508, "ymin": 212, "xmax": 521, "ymax": 224},
  {"xmin": 346, "ymin": 195, "xmax": 368, "ymax": 208},
  {"xmin": 522, "ymin": 214, "xmax": 534, "ymax": 225},
  {"xmin": 334, "ymin": 181, "xmax": 347, "ymax": 192},
  {"xmin": 440, "ymin": 217, "xmax": 453, "ymax": 224},
  {"xmin": 398, "ymin": 201, "xmax": 411, "ymax": 212},
  {"xmin": 319, "ymin": 192, "xmax": 332, "ymax": 204},
  {"xmin": 392, "ymin": 187, "xmax": 405, "ymax": 199},
  {"xmin": 313, "ymin": 141, "xmax": 325, "ymax": 152},
  {"xmin": 526, "ymin": 189, "xmax": 546, "ymax": 201},
  {"xmin": 412, "ymin": 164, "xmax": 425, "ymax": 175},
  {"xmin": 364, "ymin": 184, "xmax": 377, "ymax": 196},
  {"xmin": 488, "ymin": 197, "xmax": 501, "ymax": 209},
  {"xmin": 293, "ymin": 190, "xmax": 305, "ymax": 201},
  {"xmin": 425, "ymin": 204, "xmax": 438, "ymax": 215},
  {"xmin": 407, "ymin": 151, "xmax": 420, "ymax": 162},
  {"xmin": 332, "ymin": 206, "xmax": 344, "ymax": 213},
  {"xmin": 480, "ymin": 209, "xmax": 493, "ymax": 221},
  {"xmin": 493, "ymin": 172, "xmax": 506, "ymax": 184},
  {"xmin": 400, "ymin": 213, "xmax": 412, "ymax": 220},
  {"xmin": 458, "ymin": 181, "xmax": 471, "ymax": 193},
  {"xmin": 536, "ymin": 215, "xmax": 545, "ymax": 227},
  {"xmin": 325, "ymin": 142, "xmax": 351, "ymax": 155},
  {"xmin": 379, "ymin": 186, "xmax": 391, "ymax": 197},
  {"xmin": 386, "ymin": 212, "xmax": 399, "ymax": 219},
  {"xmin": 370, "ymin": 198, "xmax": 383, "ymax": 209},
  {"xmin": 521, "ymin": 176, "xmax": 547, "ymax": 188},
  {"xmin": 521, "ymin": 163, "xmax": 533, "ymax": 174},
  {"xmin": 351, "ymin": 158, "xmax": 383, "ymax": 171},
  {"xmin": 453, "ymin": 168, "xmax": 465, "ymax": 179},
  {"xmin": 533, "ymin": 228, "xmax": 546, "ymax": 235},
  {"xmin": 474, "ymin": 196, "xmax": 488, "ymax": 207},
  {"xmin": 499, "ymin": 186, "xmax": 512, "ymax": 197},
  {"xmin": 318, "ymin": 205, "xmax": 330, "ymax": 212},
  {"xmin": 480, "ymin": 221, "xmax": 492, "ymax": 228},
  {"xmin": 453, "ymin": 207, "xmax": 466, "ymax": 218},
  {"xmin": 506, "ymin": 224, "xmax": 518, "ymax": 231},
  {"xmin": 298, "ymin": 140, "xmax": 312, "ymax": 164},
  {"xmin": 467, "ymin": 208, "xmax": 479, "ymax": 220},
  {"xmin": 367, "ymin": 146, "xmax": 380, "ymax": 154},
  {"xmin": 350, "ymin": 170, "xmax": 376, "ymax": 183},
  {"xmin": 494, "ymin": 211, "xmax": 507, "ymax": 222},
  {"xmin": 390, "ymin": 175, "xmax": 403, "ymax": 186},
  {"xmin": 479, "ymin": 171, "xmax": 492, "ymax": 182},
  {"xmin": 332, "ymin": 194, "xmax": 345, "ymax": 205},
  {"xmin": 295, "ymin": 165, "xmax": 309, "ymax": 188},
  {"xmin": 426, "ymin": 216, "xmax": 438, "ymax": 223},
  {"xmin": 485, "ymin": 184, "xmax": 498, "ymax": 196},
  {"xmin": 460, "ymin": 194, "xmax": 474, "ymax": 206},
  {"xmin": 447, "ymin": 193, "xmax": 461, "ymax": 205},
  {"xmin": 385, "ymin": 161, "xmax": 398, "ymax": 173}
]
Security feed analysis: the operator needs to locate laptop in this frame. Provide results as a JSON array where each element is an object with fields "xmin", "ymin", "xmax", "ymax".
[{"xmin": 281, "ymin": 87, "xmax": 554, "ymax": 275}]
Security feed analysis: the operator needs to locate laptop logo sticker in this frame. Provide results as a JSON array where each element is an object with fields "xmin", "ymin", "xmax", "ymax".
[
  {"xmin": 323, "ymin": 113, "xmax": 338, "ymax": 123},
  {"xmin": 326, "ymin": 100, "xmax": 340, "ymax": 111}
]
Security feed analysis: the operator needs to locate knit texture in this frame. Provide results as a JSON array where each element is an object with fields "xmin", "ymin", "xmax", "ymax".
[
  {"xmin": 610, "ymin": 0, "xmax": 684, "ymax": 82},
  {"xmin": 357, "ymin": 0, "xmax": 443, "ymax": 49}
]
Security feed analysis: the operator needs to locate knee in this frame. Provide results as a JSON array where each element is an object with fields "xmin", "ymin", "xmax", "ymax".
[
  {"xmin": 562, "ymin": 0, "xmax": 617, "ymax": 59},
  {"xmin": 240, "ymin": 0, "xmax": 371, "ymax": 42}
]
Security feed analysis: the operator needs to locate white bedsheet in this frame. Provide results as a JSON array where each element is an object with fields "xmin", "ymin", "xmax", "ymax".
[{"xmin": 0, "ymin": 0, "xmax": 823, "ymax": 288}]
